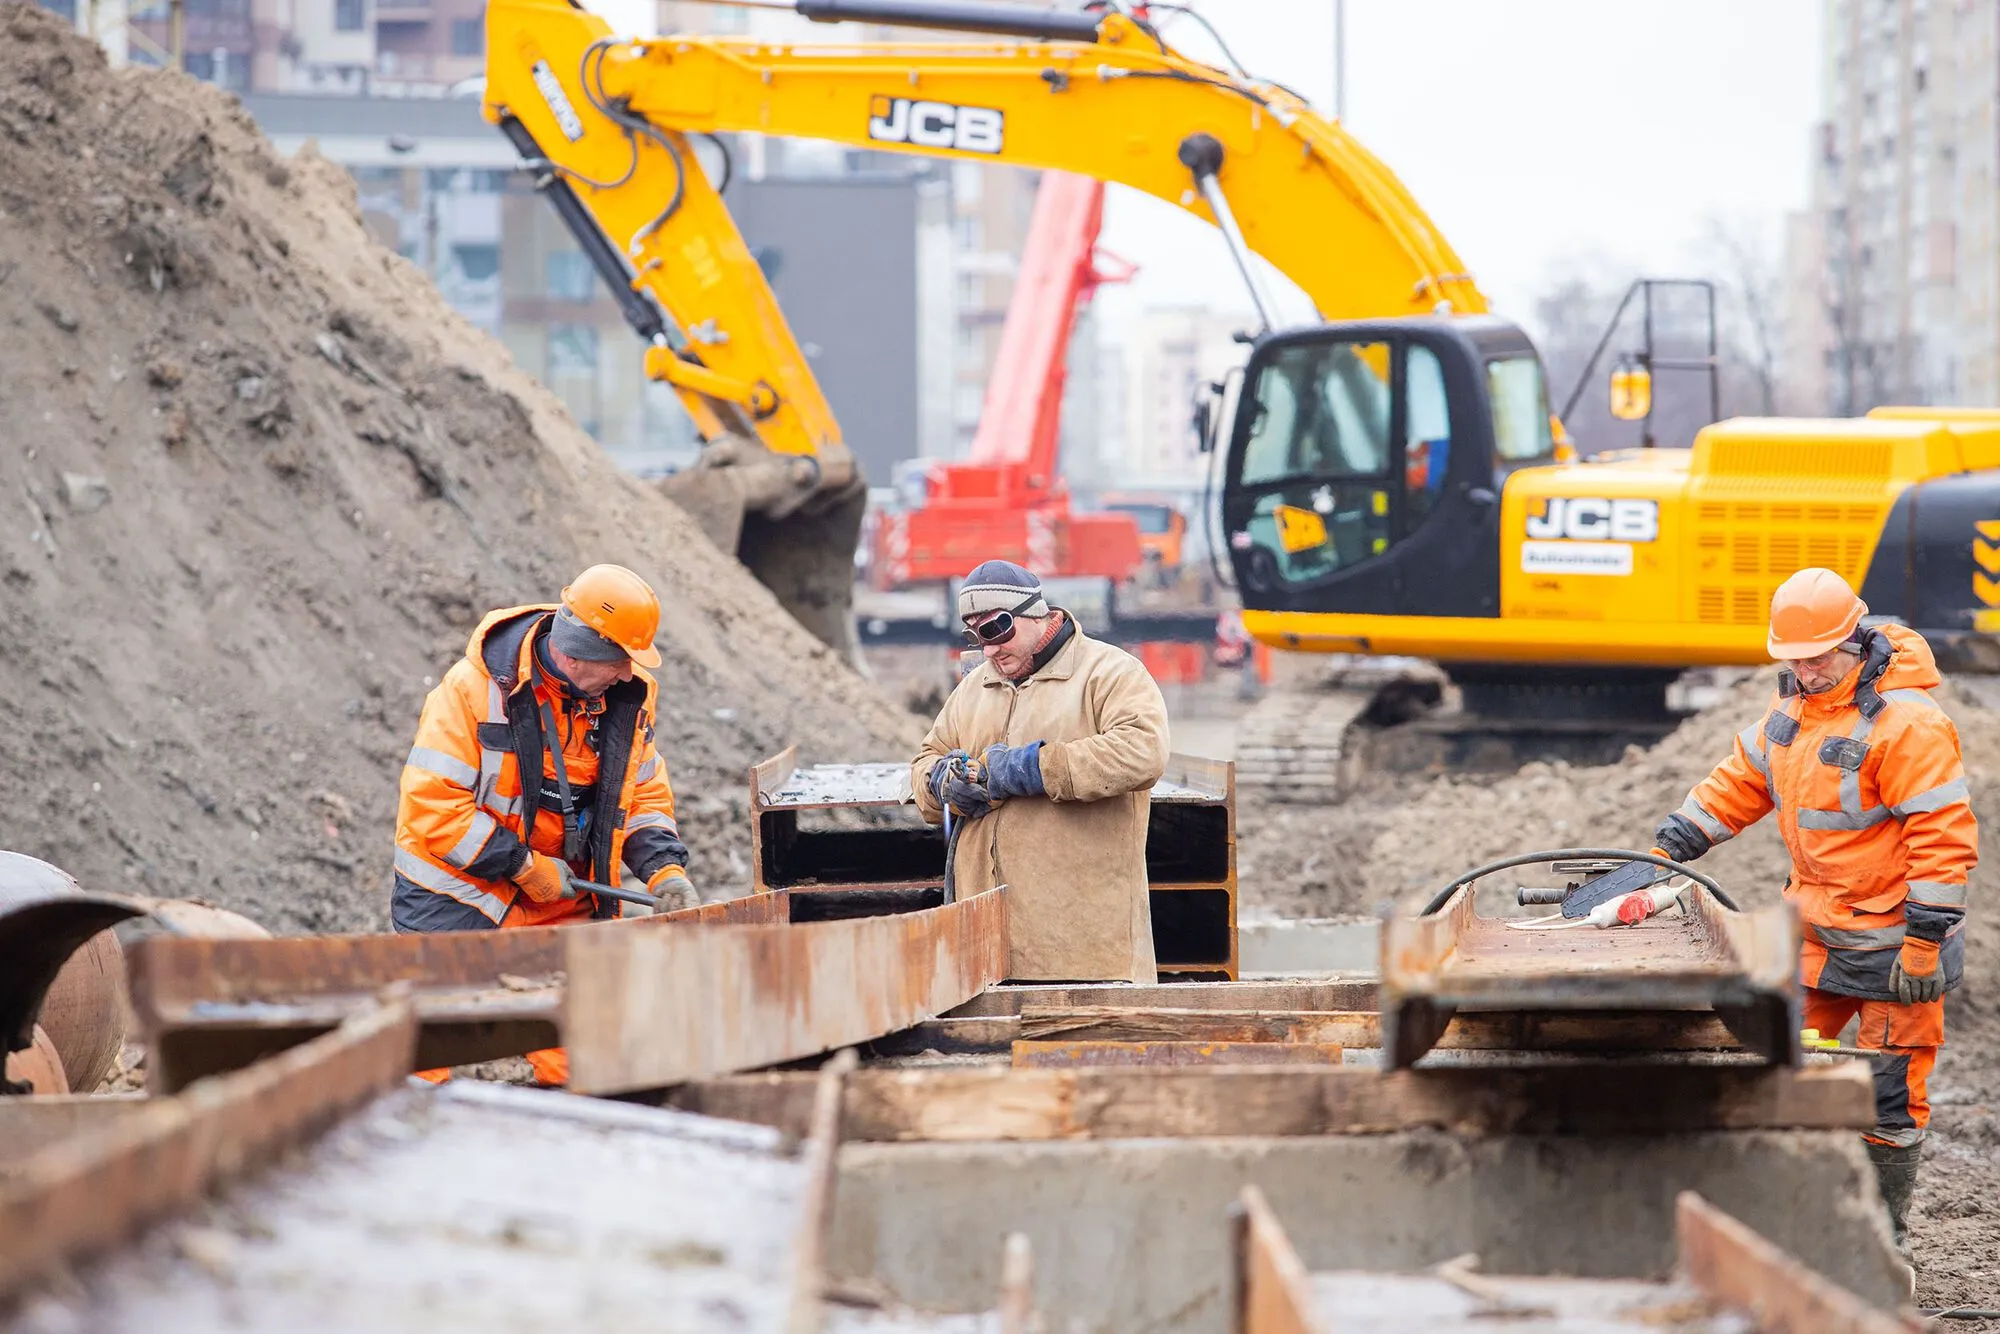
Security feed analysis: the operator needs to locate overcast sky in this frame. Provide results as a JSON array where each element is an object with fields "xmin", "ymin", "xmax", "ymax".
[{"xmin": 598, "ymin": 1, "xmax": 1823, "ymax": 345}]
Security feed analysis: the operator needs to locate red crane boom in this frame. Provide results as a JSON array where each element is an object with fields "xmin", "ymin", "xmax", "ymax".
[{"xmin": 874, "ymin": 171, "xmax": 1142, "ymax": 588}]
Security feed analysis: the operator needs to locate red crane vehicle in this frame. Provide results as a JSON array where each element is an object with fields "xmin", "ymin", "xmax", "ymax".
[{"xmin": 870, "ymin": 171, "xmax": 1143, "ymax": 591}]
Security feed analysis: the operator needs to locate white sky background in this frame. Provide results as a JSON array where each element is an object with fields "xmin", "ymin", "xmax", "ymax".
[
  {"xmin": 593, "ymin": 0, "xmax": 1823, "ymax": 346},
  {"xmin": 1091, "ymin": 0, "xmax": 1824, "ymax": 345}
]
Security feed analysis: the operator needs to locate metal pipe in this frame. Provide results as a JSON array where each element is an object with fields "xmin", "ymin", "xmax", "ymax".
[
  {"xmin": 1178, "ymin": 133, "xmax": 1280, "ymax": 333},
  {"xmin": 1421, "ymin": 847, "xmax": 1734, "ymax": 916}
]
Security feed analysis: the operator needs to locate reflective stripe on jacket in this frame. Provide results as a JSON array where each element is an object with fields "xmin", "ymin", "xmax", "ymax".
[
  {"xmin": 1679, "ymin": 624, "xmax": 1977, "ymax": 999},
  {"xmin": 392, "ymin": 604, "xmax": 686, "ymax": 929}
]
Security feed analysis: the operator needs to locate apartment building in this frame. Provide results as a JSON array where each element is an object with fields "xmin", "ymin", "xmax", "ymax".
[
  {"xmin": 1120, "ymin": 306, "xmax": 1245, "ymax": 488},
  {"xmin": 1793, "ymin": 0, "xmax": 2000, "ymax": 410}
]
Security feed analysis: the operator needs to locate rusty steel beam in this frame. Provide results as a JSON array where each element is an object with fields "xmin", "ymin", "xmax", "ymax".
[
  {"xmin": 1234, "ymin": 1186, "xmax": 1318, "ymax": 1334},
  {"xmin": 1379, "ymin": 885, "xmax": 1799, "ymax": 1069},
  {"xmin": 128, "ymin": 894, "xmax": 791, "ymax": 1092},
  {"xmin": 564, "ymin": 888, "xmax": 1010, "ymax": 1096},
  {"xmin": 0, "ymin": 1002, "xmax": 415, "ymax": 1304}
]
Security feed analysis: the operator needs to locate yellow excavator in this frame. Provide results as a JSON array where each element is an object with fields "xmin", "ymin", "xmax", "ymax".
[{"xmin": 484, "ymin": 0, "xmax": 2000, "ymax": 742}]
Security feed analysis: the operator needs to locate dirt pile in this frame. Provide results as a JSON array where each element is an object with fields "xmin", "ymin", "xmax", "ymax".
[{"xmin": 0, "ymin": 8, "xmax": 918, "ymax": 933}]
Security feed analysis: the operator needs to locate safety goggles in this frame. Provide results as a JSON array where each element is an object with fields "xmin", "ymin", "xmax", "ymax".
[{"xmin": 962, "ymin": 593, "xmax": 1042, "ymax": 648}]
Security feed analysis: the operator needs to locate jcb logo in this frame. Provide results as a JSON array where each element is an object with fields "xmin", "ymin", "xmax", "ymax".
[
  {"xmin": 867, "ymin": 97, "xmax": 1005, "ymax": 154},
  {"xmin": 1525, "ymin": 497, "xmax": 1659, "ymax": 543}
]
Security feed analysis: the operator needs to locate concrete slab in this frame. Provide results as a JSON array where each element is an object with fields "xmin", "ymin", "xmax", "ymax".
[
  {"xmin": 1236, "ymin": 917, "xmax": 1379, "ymax": 977},
  {"xmin": 828, "ymin": 1131, "xmax": 1906, "ymax": 1334}
]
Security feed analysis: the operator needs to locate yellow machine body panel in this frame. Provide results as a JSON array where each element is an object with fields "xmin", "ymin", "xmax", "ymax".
[{"xmin": 1243, "ymin": 415, "xmax": 2000, "ymax": 668}]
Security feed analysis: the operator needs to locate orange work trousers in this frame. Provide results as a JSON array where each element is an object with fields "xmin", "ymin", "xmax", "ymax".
[{"xmin": 1803, "ymin": 987, "xmax": 1942, "ymax": 1147}]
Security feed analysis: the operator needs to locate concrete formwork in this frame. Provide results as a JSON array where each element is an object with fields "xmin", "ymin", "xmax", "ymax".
[{"xmin": 829, "ymin": 1130, "xmax": 1907, "ymax": 1333}]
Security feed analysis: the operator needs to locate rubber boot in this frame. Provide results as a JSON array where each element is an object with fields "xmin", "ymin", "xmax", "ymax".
[{"xmin": 1866, "ymin": 1138, "xmax": 1921, "ymax": 1295}]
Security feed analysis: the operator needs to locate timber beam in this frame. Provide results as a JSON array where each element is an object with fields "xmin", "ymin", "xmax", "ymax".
[{"xmin": 667, "ymin": 1060, "xmax": 1872, "ymax": 1142}]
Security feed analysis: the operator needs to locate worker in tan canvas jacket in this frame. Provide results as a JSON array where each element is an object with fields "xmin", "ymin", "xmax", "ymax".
[{"xmin": 912, "ymin": 560, "xmax": 1170, "ymax": 983}]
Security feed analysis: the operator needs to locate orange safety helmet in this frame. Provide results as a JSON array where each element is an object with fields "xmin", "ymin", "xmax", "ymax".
[
  {"xmin": 561, "ymin": 564, "xmax": 662, "ymax": 669},
  {"xmin": 1767, "ymin": 567, "xmax": 1867, "ymax": 659}
]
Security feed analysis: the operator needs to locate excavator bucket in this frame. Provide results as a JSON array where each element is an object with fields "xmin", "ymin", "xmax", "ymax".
[
  {"xmin": 657, "ymin": 436, "xmax": 869, "ymax": 666},
  {"xmin": 0, "ymin": 852, "xmax": 145, "ymax": 1086}
]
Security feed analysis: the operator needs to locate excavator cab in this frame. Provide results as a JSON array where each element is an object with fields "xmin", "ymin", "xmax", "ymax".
[{"xmin": 1221, "ymin": 316, "xmax": 1559, "ymax": 624}]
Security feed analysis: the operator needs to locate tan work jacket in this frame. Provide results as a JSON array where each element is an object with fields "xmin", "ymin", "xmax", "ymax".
[{"xmin": 913, "ymin": 622, "xmax": 1170, "ymax": 982}]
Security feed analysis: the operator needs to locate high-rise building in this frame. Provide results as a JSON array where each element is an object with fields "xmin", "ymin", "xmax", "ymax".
[
  {"xmin": 1121, "ymin": 306, "xmax": 1247, "ymax": 487},
  {"xmin": 1791, "ymin": 0, "xmax": 2000, "ymax": 411}
]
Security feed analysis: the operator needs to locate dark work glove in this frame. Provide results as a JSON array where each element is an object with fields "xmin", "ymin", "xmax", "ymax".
[
  {"xmin": 927, "ymin": 750, "xmax": 992, "ymax": 819},
  {"xmin": 1652, "ymin": 812, "xmax": 1712, "ymax": 865},
  {"xmin": 983, "ymin": 742, "xmax": 1046, "ymax": 800}
]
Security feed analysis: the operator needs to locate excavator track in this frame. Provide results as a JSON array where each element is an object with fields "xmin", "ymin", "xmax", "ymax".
[{"xmin": 1236, "ymin": 660, "xmax": 1684, "ymax": 802}]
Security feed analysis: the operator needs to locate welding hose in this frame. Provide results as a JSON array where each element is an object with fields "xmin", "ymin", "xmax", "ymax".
[
  {"xmin": 941, "ymin": 807, "xmax": 961, "ymax": 905},
  {"xmin": 1418, "ymin": 847, "xmax": 1736, "ymax": 917}
]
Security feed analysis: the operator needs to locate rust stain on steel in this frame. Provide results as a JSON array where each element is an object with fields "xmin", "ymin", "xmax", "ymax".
[
  {"xmin": 129, "ymin": 893, "xmax": 791, "ymax": 1090},
  {"xmin": 563, "ymin": 887, "xmax": 1010, "ymax": 1096},
  {"xmin": 1011, "ymin": 1040, "xmax": 1345, "ymax": 1069},
  {"xmin": 1379, "ymin": 883, "xmax": 1800, "ymax": 1067},
  {"xmin": 0, "ymin": 1002, "xmax": 416, "ymax": 1305}
]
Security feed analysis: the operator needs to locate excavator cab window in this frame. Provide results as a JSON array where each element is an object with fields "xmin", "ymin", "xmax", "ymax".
[
  {"xmin": 1487, "ymin": 357, "xmax": 1557, "ymax": 464},
  {"xmin": 1227, "ymin": 337, "xmax": 1440, "ymax": 592}
]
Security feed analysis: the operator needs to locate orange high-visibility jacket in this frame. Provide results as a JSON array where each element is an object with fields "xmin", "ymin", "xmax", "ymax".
[
  {"xmin": 391, "ymin": 605, "xmax": 686, "ymax": 931},
  {"xmin": 1676, "ymin": 624, "xmax": 1976, "ymax": 999}
]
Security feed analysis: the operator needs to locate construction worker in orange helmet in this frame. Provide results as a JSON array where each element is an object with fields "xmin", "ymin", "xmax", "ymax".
[
  {"xmin": 392, "ymin": 564, "xmax": 692, "ymax": 1087},
  {"xmin": 1647, "ymin": 567, "xmax": 1976, "ymax": 1265}
]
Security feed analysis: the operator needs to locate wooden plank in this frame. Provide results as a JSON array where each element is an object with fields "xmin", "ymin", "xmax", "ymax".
[
  {"xmin": 784, "ymin": 1048, "xmax": 856, "ymax": 1334},
  {"xmin": 0, "ymin": 1001, "xmax": 416, "ymax": 1303},
  {"xmin": 947, "ymin": 979, "xmax": 1379, "ymax": 1018},
  {"xmin": 668, "ymin": 1061, "xmax": 1874, "ymax": 1142},
  {"xmin": 1235, "ymin": 1186, "xmax": 1318, "ymax": 1334},
  {"xmin": 564, "ymin": 888, "xmax": 1010, "ymax": 1095},
  {"xmin": 1016, "ymin": 1007, "xmax": 1740, "ymax": 1052},
  {"xmin": 1013, "ymin": 1040, "xmax": 1344, "ymax": 1069},
  {"xmin": 997, "ymin": 1232, "xmax": 1035, "ymax": 1334},
  {"xmin": 1675, "ymin": 1192, "xmax": 1918, "ymax": 1334}
]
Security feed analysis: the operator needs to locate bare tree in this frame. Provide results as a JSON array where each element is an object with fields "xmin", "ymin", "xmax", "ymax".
[{"xmin": 1702, "ymin": 216, "xmax": 1783, "ymax": 415}]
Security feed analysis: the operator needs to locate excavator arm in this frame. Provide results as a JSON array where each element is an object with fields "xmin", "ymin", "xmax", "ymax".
[{"xmin": 483, "ymin": 0, "xmax": 1490, "ymax": 651}]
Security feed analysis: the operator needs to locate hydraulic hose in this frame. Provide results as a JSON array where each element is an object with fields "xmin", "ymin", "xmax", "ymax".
[{"xmin": 1419, "ymin": 847, "xmax": 1736, "ymax": 917}]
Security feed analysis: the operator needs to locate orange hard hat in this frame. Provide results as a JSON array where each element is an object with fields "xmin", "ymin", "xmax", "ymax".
[
  {"xmin": 1767, "ymin": 567, "xmax": 1866, "ymax": 659},
  {"xmin": 561, "ymin": 564, "xmax": 662, "ymax": 669}
]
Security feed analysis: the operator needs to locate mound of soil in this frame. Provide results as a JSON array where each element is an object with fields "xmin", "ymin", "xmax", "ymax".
[{"xmin": 0, "ymin": 7, "xmax": 918, "ymax": 933}]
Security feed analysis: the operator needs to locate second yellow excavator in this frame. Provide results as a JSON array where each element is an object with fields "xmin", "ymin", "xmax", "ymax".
[{"xmin": 485, "ymin": 0, "xmax": 1999, "ymax": 741}]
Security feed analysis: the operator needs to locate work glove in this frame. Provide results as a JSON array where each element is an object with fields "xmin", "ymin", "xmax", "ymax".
[
  {"xmin": 511, "ymin": 851, "xmax": 579, "ymax": 904},
  {"xmin": 1890, "ymin": 935, "xmax": 1945, "ymax": 1005},
  {"xmin": 645, "ymin": 863, "xmax": 694, "ymax": 902},
  {"xmin": 926, "ymin": 750, "xmax": 992, "ymax": 820},
  {"xmin": 1651, "ymin": 813, "xmax": 1712, "ymax": 865},
  {"xmin": 982, "ymin": 742, "xmax": 1047, "ymax": 800}
]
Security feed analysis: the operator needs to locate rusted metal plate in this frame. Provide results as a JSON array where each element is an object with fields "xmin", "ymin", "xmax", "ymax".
[
  {"xmin": 0, "ymin": 1002, "xmax": 416, "ymax": 1304},
  {"xmin": 948, "ymin": 979, "xmax": 1379, "ymax": 1018},
  {"xmin": 1012, "ymin": 1040, "xmax": 1346, "ymax": 1069},
  {"xmin": 129, "ymin": 893, "xmax": 792, "ymax": 1091},
  {"xmin": 1012, "ymin": 1006, "xmax": 1740, "ymax": 1054},
  {"xmin": 752, "ymin": 750, "xmax": 1230, "ymax": 810},
  {"xmin": 0, "ymin": 1096, "xmax": 148, "ymax": 1177},
  {"xmin": 564, "ymin": 888, "xmax": 1011, "ymax": 1096},
  {"xmin": 1237, "ymin": 1186, "xmax": 1318, "ymax": 1334},
  {"xmin": 667, "ymin": 1061, "xmax": 1874, "ymax": 1142},
  {"xmin": 1380, "ymin": 885, "xmax": 1798, "ymax": 1069},
  {"xmin": 1673, "ymin": 1192, "xmax": 1914, "ymax": 1334}
]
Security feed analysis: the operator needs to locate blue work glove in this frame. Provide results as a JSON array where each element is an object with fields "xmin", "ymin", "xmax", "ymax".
[
  {"xmin": 927, "ymin": 750, "xmax": 992, "ymax": 819},
  {"xmin": 983, "ymin": 742, "xmax": 1046, "ymax": 800}
]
